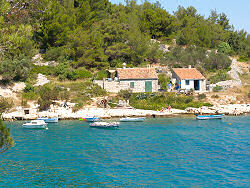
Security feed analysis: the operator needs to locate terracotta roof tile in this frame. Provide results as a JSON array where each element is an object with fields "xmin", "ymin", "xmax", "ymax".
[
  {"xmin": 117, "ymin": 68, "xmax": 158, "ymax": 80},
  {"xmin": 172, "ymin": 68, "xmax": 205, "ymax": 79}
]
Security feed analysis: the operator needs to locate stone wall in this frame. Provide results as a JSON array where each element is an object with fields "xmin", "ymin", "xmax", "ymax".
[{"xmin": 94, "ymin": 79, "xmax": 159, "ymax": 93}]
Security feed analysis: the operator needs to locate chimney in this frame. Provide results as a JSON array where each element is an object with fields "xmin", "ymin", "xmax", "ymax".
[
  {"xmin": 188, "ymin": 65, "xmax": 192, "ymax": 69},
  {"xmin": 123, "ymin": 63, "xmax": 126, "ymax": 69}
]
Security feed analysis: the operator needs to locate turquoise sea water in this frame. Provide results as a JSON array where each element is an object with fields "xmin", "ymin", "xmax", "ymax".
[{"xmin": 1, "ymin": 116, "xmax": 249, "ymax": 187}]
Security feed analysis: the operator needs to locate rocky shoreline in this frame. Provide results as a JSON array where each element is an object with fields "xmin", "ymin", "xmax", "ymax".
[{"xmin": 2, "ymin": 104, "xmax": 250, "ymax": 121}]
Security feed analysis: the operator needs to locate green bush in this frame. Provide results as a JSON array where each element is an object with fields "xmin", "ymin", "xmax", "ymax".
[
  {"xmin": 75, "ymin": 67, "xmax": 92, "ymax": 79},
  {"xmin": 0, "ymin": 56, "xmax": 31, "ymax": 84},
  {"xmin": 197, "ymin": 93, "xmax": 206, "ymax": 100},
  {"xmin": 24, "ymin": 83, "xmax": 34, "ymax": 93},
  {"xmin": 158, "ymin": 73, "xmax": 170, "ymax": 90},
  {"xmin": 118, "ymin": 90, "xmax": 132, "ymax": 100},
  {"xmin": 55, "ymin": 62, "xmax": 78, "ymax": 80},
  {"xmin": 0, "ymin": 97, "xmax": 14, "ymax": 113},
  {"xmin": 31, "ymin": 65, "xmax": 55, "ymax": 76},
  {"xmin": 213, "ymin": 85, "xmax": 223, "ymax": 92},
  {"xmin": 238, "ymin": 55, "xmax": 250, "ymax": 62},
  {"xmin": 209, "ymin": 71, "xmax": 231, "ymax": 84},
  {"xmin": 94, "ymin": 70, "xmax": 109, "ymax": 80},
  {"xmin": 22, "ymin": 91, "xmax": 39, "ymax": 100},
  {"xmin": 218, "ymin": 42, "xmax": 231, "ymax": 54},
  {"xmin": 44, "ymin": 47, "xmax": 64, "ymax": 61},
  {"xmin": 129, "ymin": 92, "xmax": 211, "ymax": 110},
  {"xmin": 211, "ymin": 94, "xmax": 219, "ymax": 98},
  {"xmin": 0, "ymin": 119, "xmax": 14, "ymax": 153}
]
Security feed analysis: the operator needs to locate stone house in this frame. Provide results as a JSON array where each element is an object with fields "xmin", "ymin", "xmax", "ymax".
[
  {"xmin": 94, "ymin": 67, "xmax": 159, "ymax": 93},
  {"xmin": 171, "ymin": 66, "xmax": 206, "ymax": 92}
]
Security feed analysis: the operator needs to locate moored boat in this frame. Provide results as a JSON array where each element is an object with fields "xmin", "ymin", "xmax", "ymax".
[
  {"xmin": 22, "ymin": 120, "xmax": 48, "ymax": 129},
  {"xmin": 196, "ymin": 114, "xmax": 224, "ymax": 120},
  {"xmin": 80, "ymin": 117, "xmax": 100, "ymax": 122},
  {"xmin": 37, "ymin": 117, "xmax": 58, "ymax": 123},
  {"xmin": 120, "ymin": 117, "xmax": 146, "ymax": 122},
  {"xmin": 89, "ymin": 122, "xmax": 120, "ymax": 128}
]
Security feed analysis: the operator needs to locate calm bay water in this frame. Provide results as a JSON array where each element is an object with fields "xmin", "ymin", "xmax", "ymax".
[{"xmin": 1, "ymin": 116, "xmax": 249, "ymax": 187}]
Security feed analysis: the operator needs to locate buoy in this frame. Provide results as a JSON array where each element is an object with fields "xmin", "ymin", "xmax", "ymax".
[{"xmin": 229, "ymin": 123, "xmax": 231, "ymax": 125}]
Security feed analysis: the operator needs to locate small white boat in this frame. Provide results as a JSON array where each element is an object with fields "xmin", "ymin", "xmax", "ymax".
[
  {"xmin": 89, "ymin": 122, "xmax": 120, "ymax": 128},
  {"xmin": 120, "ymin": 117, "xmax": 146, "ymax": 122},
  {"xmin": 37, "ymin": 117, "xmax": 58, "ymax": 123},
  {"xmin": 196, "ymin": 114, "xmax": 224, "ymax": 120},
  {"xmin": 80, "ymin": 117, "xmax": 101, "ymax": 122},
  {"xmin": 22, "ymin": 120, "xmax": 48, "ymax": 129}
]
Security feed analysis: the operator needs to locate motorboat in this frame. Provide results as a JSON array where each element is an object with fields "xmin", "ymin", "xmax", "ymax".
[
  {"xmin": 120, "ymin": 117, "xmax": 146, "ymax": 122},
  {"xmin": 37, "ymin": 117, "xmax": 58, "ymax": 123},
  {"xmin": 89, "ymin": 122, "xmax": 120, "ymax": 128},
  {"xmin": 22, "ymin": 120, "xmax": 48, "ymax": 129},
  {"xmin": 79, "ymin": 117, "xmax": 101, "ymax": 122},
  {"xmin": 196, "ymin": 114, "xmax": 224, "ymax": 120}
]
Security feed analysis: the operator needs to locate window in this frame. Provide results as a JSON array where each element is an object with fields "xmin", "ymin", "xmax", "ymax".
[
  {"xmin": 130, "ymin": 82, "xmax": 134, "ymax": 88},
  {"xmin": 185, "ymin": 80, "xmax": 190, "ymax": 85}
]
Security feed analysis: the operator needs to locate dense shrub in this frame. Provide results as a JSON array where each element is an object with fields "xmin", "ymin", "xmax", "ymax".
[
  {"xmin": 205, "ymin": 51, "xmax": 231, "ymax": 70},
  {"xmin": 118, "ymin": 90, "xmax": 132, "ymax": 100},
  {"xmin": 0, "ymin": 56, "xmax": 31, "ymax": 84},
  {"xmin": 75, "ymin": 67, "xmax": 92, "ymax": 79},
  {"xmin": 0, "ymin": 119, "xmax": 14, "ymax": 153},
  {"xmin": 94, "ymin": 70, "xmax": 109, "ymax": 80},
  {"xmin": 130, "ymin": 92, "xmax": 211, "ymax": 110},
  {"xmin": 24, "ymin": 83, "xmax": 34, "ymax": 93},
  {"xmin": 0, "ymin": 97, "xmax": 14, "ymax": 113},
  {"xmin": 44, "ymin": 47, "xmax": 66, "ymax": 61},
  {"xmin": 209, "ymin": 71, "xmax": 231, "ymax": 84},
  {"xmin": 55, "ymin": 62, "xmax": 78, "ymax": 80},
  {"xmin": 218, "ymin": 42, "xmax": 232, "ymax": 54},
  {"xmin": 213, "ymin": 85, "xmax": 223, "ymax": 92},
  {"xmin": 162, "ymin": 46, "xmax": 232, "ymax": 72},
  {"xmin": 197, "ymin": 93, "xmax": 206, "ymax": 100},
  {"xmin": 158, "ymin": 73, "xmax": 170, "ymax": 90},
  {"xmin": 211, "ymin": 94, "xmax": 219, "ymax": 98},
  {"xmin": 31, "ymin": 65, "xmax": 55, "ymax": 76}
]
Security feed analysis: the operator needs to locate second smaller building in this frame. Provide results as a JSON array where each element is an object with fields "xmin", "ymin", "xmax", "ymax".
[{"xmin": 172, "ymin": 67, "xmax": 206, "ymax": 92}]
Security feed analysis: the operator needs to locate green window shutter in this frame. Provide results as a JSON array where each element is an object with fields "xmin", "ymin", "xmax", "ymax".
[{"xmin": 130, "ymin": 82, "xmax": 134, "ymax": 88}]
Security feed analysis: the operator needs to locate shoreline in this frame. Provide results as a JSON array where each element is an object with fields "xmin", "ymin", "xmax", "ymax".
[{"xmin": 2, "ymin": 104, "xmax": 250, "ymax": 121}]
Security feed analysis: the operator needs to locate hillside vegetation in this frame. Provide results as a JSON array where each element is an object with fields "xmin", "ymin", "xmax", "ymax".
[{"xmin": 0, "ymin": 0, "xmax": 249, "ymax": 85}]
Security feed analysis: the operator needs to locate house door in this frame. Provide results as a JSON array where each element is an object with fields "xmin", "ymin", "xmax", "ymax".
[
  {"xmin": 145, "ymin": 81, "xmax": 152, "ymax": 92},
  {"xmin": 194, "ymin": 80, "xmax": 200, "ymax": 91}
]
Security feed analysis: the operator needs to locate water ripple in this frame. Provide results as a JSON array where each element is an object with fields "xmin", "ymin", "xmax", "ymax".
[{"xmin": 0, "ymin": 116, "xmax": 249, "ymax": 187}]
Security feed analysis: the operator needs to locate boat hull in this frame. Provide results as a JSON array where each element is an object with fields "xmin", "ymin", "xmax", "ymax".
[
  {"xmin": 22, "ymin": 124, "xmax": 48, "ymax": 129},
  {"xmin": 120, "ymin": 117, "xmax": 146, "ymax": 122},
  {"xmin": 37, "ymin": 117, "xmax": 58, "ymax": 123},
  {"xmin": 196, "ymin": 114, "xmax": 224, "ymax": 120},
  {"xmin": 80, "ymin": 117, "xmax": 100, "ymax": 122},
  {"xmin": 89, "ymin": 122, "xmax": 120, "ymax": 129}
]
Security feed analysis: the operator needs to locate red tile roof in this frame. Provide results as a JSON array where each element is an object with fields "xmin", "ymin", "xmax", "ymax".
[
  {"xmin": 117, "ymin": 68, "xmax": 158, "ymax": 80},
  {"xmin": 172, "ymin": 68, "xmax": 205, "ymax": 79}
]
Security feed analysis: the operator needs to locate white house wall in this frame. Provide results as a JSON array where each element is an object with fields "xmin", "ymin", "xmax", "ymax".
[{"xmin": 181, "ymin": 79, "xmax": 194, "ymax": 90}]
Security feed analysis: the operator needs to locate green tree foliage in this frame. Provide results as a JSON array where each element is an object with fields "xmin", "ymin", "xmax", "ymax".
[
  {"xmin": 0, "ymin": 56, "xmax": 31, "ymax": 84},
  {"xmin": 0, "ymin": 0, "xmax": 249, "ymax": 82},
  {"xmin": 218, "ymin": 42, "xmax": 232, "ymax": 54},
  {"xmin": 162, "ymin": 46, "xmax": 232, "ymax": 71},
  {"xmin": 209, "ymin": 70, "xmax": 231, "ymax": 84},
  {"xmin": 0, "ymin": 118, "xmax": 14, "ymax": 153},
  {"xmin": 37, "ymin": 84, "xmax": 69, "ymax": 111},
  {"xmin": 0, "ymin": 97, "xmax": 13, "ymax": 113},
  {"xmin": 158, "ymin": 73, "xmax": 170, "ymax": 90}
]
